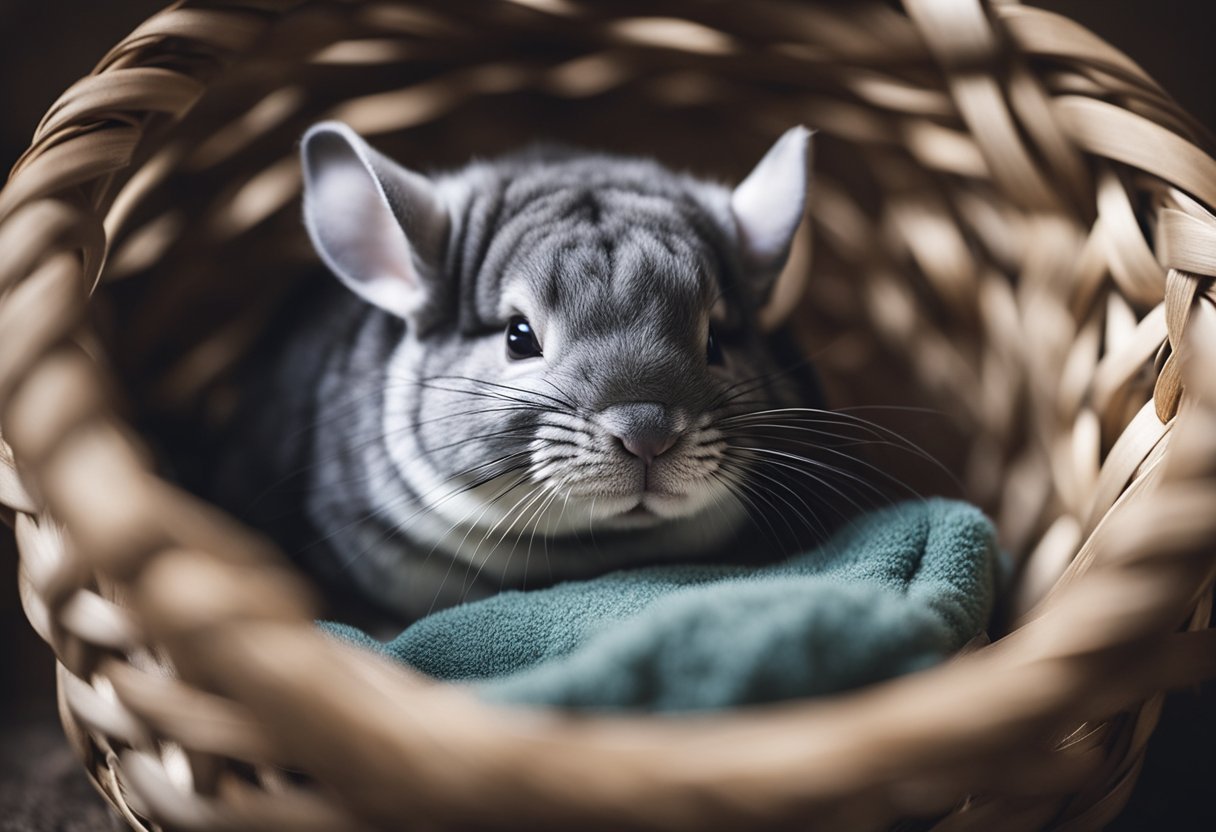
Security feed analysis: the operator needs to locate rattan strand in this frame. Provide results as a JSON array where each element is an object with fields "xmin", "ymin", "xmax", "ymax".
[{"xmin": 2, "ymin": 1, "xmax": 1215, "ymax": 830}]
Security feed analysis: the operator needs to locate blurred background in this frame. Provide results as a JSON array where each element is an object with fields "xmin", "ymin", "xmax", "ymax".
[{"xmin": 0, "ymin": 1, "xmax": 1213, "ymax": 829}]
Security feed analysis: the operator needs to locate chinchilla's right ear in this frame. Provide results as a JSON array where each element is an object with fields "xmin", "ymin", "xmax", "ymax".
[
  {"xmin": 730, "ymin": 126, "xmax": 812, "ymax": 309},
  {"xmin": 300, "ymin": 121, "xmax": 448, "ymax": 323}
]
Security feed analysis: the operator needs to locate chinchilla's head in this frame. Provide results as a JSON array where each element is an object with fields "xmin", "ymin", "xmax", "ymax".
[{"xmin": 300, "ymin": 122, "xmax": 819, "ymax": 569}]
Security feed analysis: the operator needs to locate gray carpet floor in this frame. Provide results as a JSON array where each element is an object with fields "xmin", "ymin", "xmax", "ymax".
[{"xmin": 0, "ymin": 716, "xmax": 121, "ymax": 832}]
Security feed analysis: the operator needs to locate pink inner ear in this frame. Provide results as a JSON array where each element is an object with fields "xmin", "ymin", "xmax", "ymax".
[
  {"xmin": 301, "ymin": 123, "xmax": 427, "ymax": 320},
  {"xmin": 730, "ymin": 126, "xmax": 811, "ymax": 270}
]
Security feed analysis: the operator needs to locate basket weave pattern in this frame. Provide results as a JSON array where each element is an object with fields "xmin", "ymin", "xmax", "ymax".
[{"xmin": 2, "ymin": 1, "xmax": 1216, "ymax": 829}]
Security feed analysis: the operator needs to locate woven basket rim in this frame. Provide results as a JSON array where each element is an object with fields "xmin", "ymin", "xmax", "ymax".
[{"xmin": 3, "ymin": 1, "xmax": 1216, "ymax": 829}]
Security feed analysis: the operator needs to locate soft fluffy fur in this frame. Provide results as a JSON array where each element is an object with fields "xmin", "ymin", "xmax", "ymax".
[{"xmin": 214, "ymin": 126, "xmax": 837, "ymax": 620}]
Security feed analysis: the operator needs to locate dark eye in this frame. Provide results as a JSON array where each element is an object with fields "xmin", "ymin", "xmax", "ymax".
[
  {"xmin": 707, "ymin": 325, "xmax": 724, "ymax": 366},
  {"xmin": 506, "ymin": 315, "xmax": 542, "ymax": 360}
]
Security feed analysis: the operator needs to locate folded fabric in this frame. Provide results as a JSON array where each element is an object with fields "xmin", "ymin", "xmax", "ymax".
[{"xmin": 323, "ymin": 498, "xmax": 997, "ymax": 711}]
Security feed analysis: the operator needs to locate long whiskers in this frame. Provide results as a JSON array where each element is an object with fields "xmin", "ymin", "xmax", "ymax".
[
  {"xmin": 423, "ymin": 470, "xmax": 534, "ymax": 616},
  {"xmin": 316, "ymin": 450, "xmax": 535, "ymax": 563},
  {"xmin": 250, "ymin": 371, "xmax": 582, "ymax": 509},
  {"xmin": 718, "ymin": 457, "xmax": 832, "ymax": 542},
  {"xmin": 719, "ymin": 406, "xmax": 959, "ymax": 489},
  {"xmin": 417, "ymin": 374, "xmax": 578, "ymax": 411},
  {"xmin": 702, "ymin": 400, "xmax": 956, "ymax": 553}
]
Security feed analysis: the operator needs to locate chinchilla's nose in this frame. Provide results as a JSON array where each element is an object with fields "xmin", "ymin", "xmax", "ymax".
[{"xmin": 598, "ymin": 402, "xmax": 683, "ymax": 465}]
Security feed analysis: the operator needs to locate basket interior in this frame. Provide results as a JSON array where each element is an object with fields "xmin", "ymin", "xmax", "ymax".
[{"xmin": 91, "ymin": 1, "xmax": 1139, "ymax": 603}]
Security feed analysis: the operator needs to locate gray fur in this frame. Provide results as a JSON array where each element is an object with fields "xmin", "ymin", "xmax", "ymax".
[{"xmin": 217, "ymin": 125, "xmax": 823, "ymax": 621}]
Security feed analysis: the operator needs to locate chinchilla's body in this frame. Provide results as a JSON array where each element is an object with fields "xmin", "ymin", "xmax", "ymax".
[{"xmin": 214, "ymin": 125, "xmax": 846, "ymax": 621}]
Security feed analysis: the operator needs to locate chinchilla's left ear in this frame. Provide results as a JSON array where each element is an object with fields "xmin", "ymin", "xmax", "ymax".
[
  {"xmin": 300, "ymin": 121, "xmax": 448, "ymax": 325},
  {"xmin": 730, "ymin": 126, "xmax": 813, "ymax": 313}
]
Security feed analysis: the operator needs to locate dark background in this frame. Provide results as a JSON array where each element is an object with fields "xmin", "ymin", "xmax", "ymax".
[{"xmin": 0, "ymin": 2, "xmax": 1213, "ymax": 830}]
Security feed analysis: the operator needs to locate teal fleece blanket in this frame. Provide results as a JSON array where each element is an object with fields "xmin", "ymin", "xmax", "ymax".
[{"xmin": 324, "ymin": 499, "xmax": 997, "ymax": 711}]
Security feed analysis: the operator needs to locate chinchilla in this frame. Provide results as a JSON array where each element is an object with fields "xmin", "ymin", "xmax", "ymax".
[{"xmin": 211, "ymin": 122, "xmax": 879, "ymax": 622}]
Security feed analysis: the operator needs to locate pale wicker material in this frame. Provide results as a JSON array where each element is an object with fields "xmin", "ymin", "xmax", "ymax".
[{"xmin": 2, "ymin": 1, "xmax": 1215, "ymax": 829}]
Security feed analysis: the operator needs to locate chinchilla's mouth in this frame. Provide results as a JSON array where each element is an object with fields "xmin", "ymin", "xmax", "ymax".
[
  {"xmin": 608, "ymin": 491, "xmax": 694, "ymax": 524},
  {"xmin": 603, "ymin": 502, "xmax": 666, "ymax": 530}
]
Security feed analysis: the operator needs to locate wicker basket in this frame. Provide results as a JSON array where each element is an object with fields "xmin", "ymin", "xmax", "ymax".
[{"xmin": 3, "ymin": 0, "xmax": 1215, "ymax": 829}]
